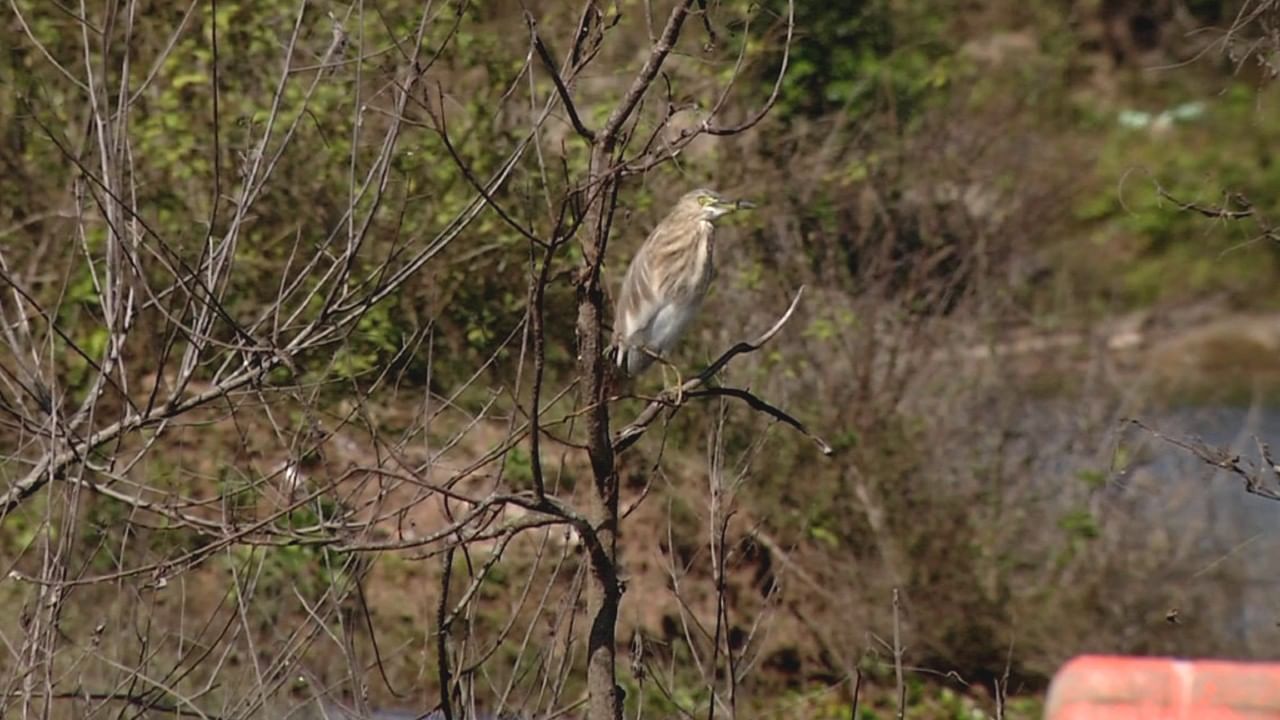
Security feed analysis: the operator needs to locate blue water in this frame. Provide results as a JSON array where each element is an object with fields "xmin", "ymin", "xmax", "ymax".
[{"xmin": 1101, "ymin": 405, "xmax": 1280, "ymax": 655}]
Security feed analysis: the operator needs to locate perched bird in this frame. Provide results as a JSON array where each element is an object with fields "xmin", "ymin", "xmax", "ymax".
[{"xmin": 612, "ymin": 188, "xmax": 754, "ymax": 377}]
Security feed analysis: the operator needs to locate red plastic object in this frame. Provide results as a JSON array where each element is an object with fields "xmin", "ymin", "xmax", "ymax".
[{"xmin": 1045, "ymin": 655, "xmax": 1280, "ymax": 719}]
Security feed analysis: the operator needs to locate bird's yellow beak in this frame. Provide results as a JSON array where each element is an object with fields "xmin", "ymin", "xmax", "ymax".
[{"xmin": 716, "ymin": 198, "xmax": 755, "ymax": 213}]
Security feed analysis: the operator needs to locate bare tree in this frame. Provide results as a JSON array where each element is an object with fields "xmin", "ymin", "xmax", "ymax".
[{"xmin": 0, "ymin": 1, "xmax": 809, "ymax": 718}]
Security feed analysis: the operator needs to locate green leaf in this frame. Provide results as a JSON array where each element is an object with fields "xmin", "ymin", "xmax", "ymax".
[{"xmin": 1059, "ymin": 509, "xmax": 1100, "ymax": 540}]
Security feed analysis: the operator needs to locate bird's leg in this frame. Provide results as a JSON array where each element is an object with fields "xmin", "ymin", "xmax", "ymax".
[
  {"xmin": 654, "ymin": 354, "xmax": 684, "ymax": 406},
  {"xmin": 634, "ymin": 346, "xmax": 685, "ymax": 405},
  {"xmin": 671, "ymin": 362, "xmax": 685, "ymax": 406}
]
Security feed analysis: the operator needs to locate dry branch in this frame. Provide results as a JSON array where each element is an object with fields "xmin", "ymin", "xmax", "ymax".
[{"xmin": 613, "ymin": 288, "xmax": 829, "ymax": 455}]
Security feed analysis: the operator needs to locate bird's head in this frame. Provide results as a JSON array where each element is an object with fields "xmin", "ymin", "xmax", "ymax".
[{"xmin": 681, "ymin": 188, "xmax": 756, "ymax": 222}]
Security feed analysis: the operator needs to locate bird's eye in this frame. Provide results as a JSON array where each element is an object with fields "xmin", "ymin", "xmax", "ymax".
[{"xmin": 698, "ymin": 195, "xmax": 713, "ymax": 207}]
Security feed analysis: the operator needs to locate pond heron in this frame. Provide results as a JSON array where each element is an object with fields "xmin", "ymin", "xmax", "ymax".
[{"xmin": 612, "ymin": 188, "xmax": 754, "ymax": 381}]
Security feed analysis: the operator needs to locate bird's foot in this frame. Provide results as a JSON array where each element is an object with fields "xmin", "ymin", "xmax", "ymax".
[{"xmin": 660, "ymin": 361, "xmax": 685, "ymax": 406}]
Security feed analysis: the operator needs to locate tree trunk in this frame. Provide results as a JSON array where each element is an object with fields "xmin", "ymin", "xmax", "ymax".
[
  {"xmin": 578, "ymin": 146, "xmax": 622, "ymax": 720},
  {"xmin": 573, "ymin": 5, "xmax": 696, "ymax": 717}
]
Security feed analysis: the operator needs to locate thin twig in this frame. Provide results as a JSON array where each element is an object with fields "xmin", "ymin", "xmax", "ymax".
[
  {"xmin": 526, "ymin": 12, "xmax": 596, "ymax": 142},
  {"xmin": 1157, "ymin": 186, "xmax": 1254, "ymax": 219},
  {"xmin": 687, "ymin": 388, "xmax": 833, "ymax": 455},
  {"xmin": 893, "ymin": 588, "xmax": 906, "ymax": 720},
  {"xmin": 850, "ymin": 670, "xmax": 863, "ymax": 720},
  {"xmin": 614, "ymin": 288, "xmax": 823, "ymax": 453}
]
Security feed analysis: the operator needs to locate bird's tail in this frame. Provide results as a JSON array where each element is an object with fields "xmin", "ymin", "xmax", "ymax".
[
  {"xmin": 602, "ymin": 344, "xmax": 627, "ymax": 398},
  {"xmin": 605, "ymin": 343, "xmax": 652, "ymax": 377},
  {"xmin": 623, "ymin": 347, "xmax": 654, "ymax": 376}
]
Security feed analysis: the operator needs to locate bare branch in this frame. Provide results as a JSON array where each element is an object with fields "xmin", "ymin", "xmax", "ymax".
[
  {"xmin": 526, "ymin": 12, "xmax": 596, "ymax": 143},
  {"xmin": 686, "ymin": 388, "xmax": 833, "ymax": 455},
  {"xmin": 613, "ymin": 288, "xmax": 810, "ymax": 453},
  {"xmin": 600, "ymin": 0, "xmax": 697, "ymax": 144},
  {"xmin": 1157, "ymin": 185, "xmax": 1255, "ymax": 220},
  {"xmin": 1129, "ymin": 418, "xmax": 1280, "ymax": 502}
]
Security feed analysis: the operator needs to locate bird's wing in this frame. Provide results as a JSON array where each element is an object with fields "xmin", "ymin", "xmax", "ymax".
[{"xmin": 613, "ymin": 248, "xmax": 665, "ymax": 364}]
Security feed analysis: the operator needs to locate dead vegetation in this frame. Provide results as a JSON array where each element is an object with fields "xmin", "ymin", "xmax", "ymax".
[{"xmin": 2, "ymin": 1, "xmax": 1280, "ymax": 719}]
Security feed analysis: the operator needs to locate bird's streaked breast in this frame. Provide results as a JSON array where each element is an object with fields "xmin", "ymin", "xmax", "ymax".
[
  {"xmin": 613, "ymin": 202, "xmax": 720, "ymax": 375},
  {"xmin": 650, "ymin": 220, "xmax": 714, "ymax": 301}
]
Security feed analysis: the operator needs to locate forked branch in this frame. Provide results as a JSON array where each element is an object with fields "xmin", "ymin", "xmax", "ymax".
[
  {"xmin": 1130, "ymin": 418, "xmax": 1280, "ymax": 502},
  {"xmin": 613, "ymin": 287, "xmax": 831, "ymax": 454}
]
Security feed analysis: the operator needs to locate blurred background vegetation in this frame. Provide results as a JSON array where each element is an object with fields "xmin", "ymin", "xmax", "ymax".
[{"xmin": 4, "ymin": 0, "xmax": 1280, "ymax": 718}]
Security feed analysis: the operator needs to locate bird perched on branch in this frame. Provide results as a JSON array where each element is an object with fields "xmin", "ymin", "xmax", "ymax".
[{"xmin": 612, "ymin": 188, "xmax": 755, "ymax": 381}]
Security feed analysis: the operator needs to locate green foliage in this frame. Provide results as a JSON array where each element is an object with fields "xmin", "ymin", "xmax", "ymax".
[
  {"xmin": 334, "ymin": 302, "xmax": 405, "ymax": 379},
  {"xmin": 216, "ymin": 465, "xmax": 263, "ymax": 523},
  {"xmin": 808, "ymin": 525, "xmax": 841, "ymax": 548},
  {"xmin": 56, "ymin": 262, "xmax": 111, "ymax": 398},
  {"xmin": 765, "ymin": 0, "xmax": 958, "ymax": 120},
  {"xmin": 1076, "ymin": 468, "xmax": 1108, "ymax": 490},
  {"xmin": 1072, "ymin": 82, "xmax": 1280, "ymax": 309},
  {"xmin": 1058, "ymin": 508, "xmax": 1100, "ymax": 541},
  {"xmin": 216, "ymin": 497, "xmax": 351, "ymax": 609},
  {"xmin": 0, "ymin": 494, "xmax": 43, "ymax": 556},
  {"xmin": 502, "ymin": 447, "xmax": 535, "ymax": 490}
]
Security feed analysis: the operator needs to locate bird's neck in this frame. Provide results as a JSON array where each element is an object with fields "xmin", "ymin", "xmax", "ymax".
[{"xmin": 692, "ymin": 221, "xmax": 715, "ymax": 286}]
